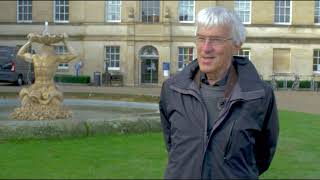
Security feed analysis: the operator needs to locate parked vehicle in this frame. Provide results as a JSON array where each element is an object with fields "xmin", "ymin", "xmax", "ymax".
[{"xmin": 0, "ymin": 46, "xmax": 34, "ymax": 86}]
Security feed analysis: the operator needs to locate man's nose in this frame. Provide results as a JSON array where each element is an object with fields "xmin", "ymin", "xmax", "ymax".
[{"xmin": 202, "ymin": 40, "xmax": 213, "ymax": 53}]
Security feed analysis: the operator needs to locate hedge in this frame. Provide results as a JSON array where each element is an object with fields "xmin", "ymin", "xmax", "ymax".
[
  {"xmin": 264, "ymin": 80, "xmax": 319, "ymax": 89},
  {"xmin": 54, "ymin": 74, "xmax": 91, "ymax": 84}
]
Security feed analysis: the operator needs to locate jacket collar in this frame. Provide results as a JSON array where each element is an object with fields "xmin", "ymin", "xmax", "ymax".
[
  {"xmin": 170, "ymin": 56, "xmax": 265, "ymax": 100},
  {"xmin": 199, "ymin": 67, "xmax": 230, "ymax": 87}
]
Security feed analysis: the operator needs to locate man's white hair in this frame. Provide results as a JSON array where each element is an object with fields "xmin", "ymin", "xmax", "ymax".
[{"xmin": 195, "ymin": 7, "xmax": 246, "ymax": 46}]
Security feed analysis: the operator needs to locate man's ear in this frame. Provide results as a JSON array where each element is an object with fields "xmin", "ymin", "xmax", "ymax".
[{"xmin": 233, "ymin": 43, "xmax": 242, "ymax": 54}]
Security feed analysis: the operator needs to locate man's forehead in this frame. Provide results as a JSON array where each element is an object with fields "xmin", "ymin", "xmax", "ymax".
[
  {"xmin": 196, "ymin": 25, "xmax": 231, "ymax": 35},
  {"xmin": 197, "ymin": 24, "xmax": 231, "ymax": 31}
]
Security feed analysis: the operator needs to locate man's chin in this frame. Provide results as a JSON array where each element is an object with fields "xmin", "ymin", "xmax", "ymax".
[{"xmin": 199, "ymin": 66, "xmax": 212, "ymax": 74}]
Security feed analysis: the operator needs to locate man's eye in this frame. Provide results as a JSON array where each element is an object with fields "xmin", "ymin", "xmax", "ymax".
[{"xmin": 211, "ymin": 38, "xmax": 223, "ymax": 43}]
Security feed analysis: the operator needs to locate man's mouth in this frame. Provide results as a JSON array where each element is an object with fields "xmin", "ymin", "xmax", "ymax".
[
  {"xmin": 201, "ymin": 57, "xmax": 215, "ymax": 62},
  {"xmin": 203, "ymin": 57, "xmax": 214, "ymax": 59}
]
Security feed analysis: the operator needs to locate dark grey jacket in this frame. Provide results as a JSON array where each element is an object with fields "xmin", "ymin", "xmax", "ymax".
[{"xmin": 159, "ymin": 56, "xmax": 279, "ymax": 179}]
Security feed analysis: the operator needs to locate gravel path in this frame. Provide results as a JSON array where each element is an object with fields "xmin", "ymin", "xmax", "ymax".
[{"xmin": 275, "ymin": 91, "xmax": 320, "ymax": 115}]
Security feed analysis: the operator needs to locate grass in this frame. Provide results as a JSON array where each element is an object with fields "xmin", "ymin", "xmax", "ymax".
[
  {"xmin": 0, "ymin": 133, "xmax": 167, "ymax": 179},
  {"xmin": 0, "ymin": 110, "xmax": 319, "ymax": 179},
  {"xmin": 260, "ymin": 110, "xmax": 320, "ymax": 179}
]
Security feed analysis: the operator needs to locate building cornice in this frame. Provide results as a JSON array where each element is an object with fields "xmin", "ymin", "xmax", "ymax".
[
  {"xmin": 0, "ymin": 23, "xmax": 320, "ymax": 44},
  {"xmin": 1, "ymin": 35, "xmax": 320, "ymax": 45},
  {"xmin": 246, "ymin": 37, "xmax": 320, "ymax": 44}
]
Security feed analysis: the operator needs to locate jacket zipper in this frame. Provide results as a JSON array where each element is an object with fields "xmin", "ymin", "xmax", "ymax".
[
  {"xmin": 223, "ymin": 117, "xmax": 238, "ymax": 160},
  {"xmin": 201, "ymin": 99, "xmax": 236, "ymax": 159}
]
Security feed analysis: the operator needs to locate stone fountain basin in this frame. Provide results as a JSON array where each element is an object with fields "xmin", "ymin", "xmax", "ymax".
[{"xmin": 0, "ymin": 99, "xmax": 161, "ymax": 140}]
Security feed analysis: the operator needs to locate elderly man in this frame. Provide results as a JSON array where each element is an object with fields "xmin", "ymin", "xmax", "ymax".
[{"xmin": 159, "ymin": 7, "xmax": 279, "ymax": 179}]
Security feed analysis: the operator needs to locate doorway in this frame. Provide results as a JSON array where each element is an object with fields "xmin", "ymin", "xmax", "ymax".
[
  {"xmin": 140, "ymin": 46, "xmax": 159, "ymax": 84},
  {"xmin": 141, "ymin": 58, "xmax": 158, "ymax": 83}
]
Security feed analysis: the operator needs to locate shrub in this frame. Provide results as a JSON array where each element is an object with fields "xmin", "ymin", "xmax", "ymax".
[
  {"xmin": 299, "ymin": 80, "xmax": 311, "ymax": 88},
  {"xmin": 264, "ymin": 80, "xmax": 320, "ymax": 89},
  {"xmin": 275, "ymin": 80, "xmax": 293, "ymax": 88},
  {"xmin": 54, "ymin": 74, "xmax": 90, "ymax": 84}
]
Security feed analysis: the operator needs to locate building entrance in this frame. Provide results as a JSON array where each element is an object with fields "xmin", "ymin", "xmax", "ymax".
[
  {"xmin": 140, "ymin": 46, "xmax": 158, "ymax": 84},
  {"xmin": 141, "ymin": 58, "xmax": 158, "ymax": 83}
]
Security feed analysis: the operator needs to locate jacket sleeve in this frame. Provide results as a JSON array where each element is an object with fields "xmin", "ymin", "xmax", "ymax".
[
  {"xmin": 256, "ymin": 86, "xmax": 279, "ymax": 175},
  {"xmin": 159, "ymin": 82, "xmax": 172, "ymax": 152}
]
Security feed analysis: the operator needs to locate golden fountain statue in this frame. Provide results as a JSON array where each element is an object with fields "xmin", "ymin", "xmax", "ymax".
[{"xmin": 10, "ymin": 22, "xmax": 77, "ymax": 120}]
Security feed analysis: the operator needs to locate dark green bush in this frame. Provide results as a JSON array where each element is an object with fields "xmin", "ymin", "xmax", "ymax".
[
  {"xmin": 54, "ymin": 74, "xmax": 90, "ymax": 84},
  {"xmin": 299, "ymin": 80, "xmax": 311, "ymax": 88},
  {"xmin": 264, "ymin": 80, "xmax": 320, "ymax": 89},
  {"xmin": 275, "ymin": 80, "xmax": 293, "ymax": 88},
  {"xmin": 287, "ymin": 80, "xmax": 293, "ymax": 88}
]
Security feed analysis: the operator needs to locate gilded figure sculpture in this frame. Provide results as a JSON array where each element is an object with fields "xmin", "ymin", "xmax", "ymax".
[{"xmin": 10, "ymin": 30, "xmax": 77, "ymax": 120}]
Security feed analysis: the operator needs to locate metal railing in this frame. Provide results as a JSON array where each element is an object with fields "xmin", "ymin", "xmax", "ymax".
[{"xmin": 269, "ymin": 73, "xmax": 319, "ymax": 91}]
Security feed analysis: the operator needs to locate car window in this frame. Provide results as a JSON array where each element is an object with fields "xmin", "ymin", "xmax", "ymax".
[
  {"xmin": 0, "ymin": 51, "xmax": 9, "ymax": 60},
  {"xmin": 2, "ymin": 62, "xmax": 12, "ymax": 70}
]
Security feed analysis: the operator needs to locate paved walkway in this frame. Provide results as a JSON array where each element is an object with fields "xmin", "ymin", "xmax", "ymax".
[
  {"xmin": 0, "ymin": 84, "xmax": 319, "ymax": 115},
  {"xmin": 0, "ymin": 84, "xmax": 161, "ymax": 96},
  {"xmin": 274, "ymin": 91, "xmax": 320, "ymax": 115}
]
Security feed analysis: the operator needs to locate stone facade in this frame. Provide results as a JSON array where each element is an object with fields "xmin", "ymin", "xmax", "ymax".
[{"xmin": 0, "ymin": 1, "xmax": 320, "ymax": 86}]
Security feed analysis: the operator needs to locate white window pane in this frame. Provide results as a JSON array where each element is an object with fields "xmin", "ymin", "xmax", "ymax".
[
  {"xmin": 178, "ymin": 47, "xmax": 194, "ymax": 70},
  {"xmin": 315, "ymin": 0, "xmax": 320, "ymax": 23},
  {"xmin": 54, "ymin": 0, "xmax": 69, "ymax": 22},
  {"xmin": 234, "ymin": 0, "xmax": 250, "ymax": 23},
  {"xmin": 17, "ymin": 0, "xmax": 32, "ymax": 22},
  {"xmin": 106, "ymin": 0, "xmax": 121, "ymax": 21},
  {"xmin": 313, "ymin": 50, "xmax": 320, "ymax": 72},
  {"xmin": 179, "ymin": 0, "xmax": 194, "ymax": 22},
  {"xmin": 141, "ymin": 1, "xmax": 160, "ymax": 23},
  {"xmin": 275, "ymin": 0, "xmax": 291, "ymax": 23},
  {"xmin": 105, "ymin": 46, "xmax": 120, "ymax": 68}
]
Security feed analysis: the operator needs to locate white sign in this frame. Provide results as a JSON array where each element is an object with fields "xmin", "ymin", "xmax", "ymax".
[{"xmin": 164, "ymin": 70, "xmax": 169, "ymax": 77}]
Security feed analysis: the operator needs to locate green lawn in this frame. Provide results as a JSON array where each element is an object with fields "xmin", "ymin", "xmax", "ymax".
[
  {"xmin": 0, "ymin": 110, "xmax": 319, "ymax": 179},
  {"xmin": 260, "ymin": 110, "xmax": 320, "ymax": 179}
]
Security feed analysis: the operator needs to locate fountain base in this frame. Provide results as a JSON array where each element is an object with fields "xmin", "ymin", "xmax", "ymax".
[
  {"xmin": 10, "ymin": 103, "xmax": 72, "ymax": 120},
  {"xmin": 0, "ymin": 99, "xmax": 160, "ymax": 140}
]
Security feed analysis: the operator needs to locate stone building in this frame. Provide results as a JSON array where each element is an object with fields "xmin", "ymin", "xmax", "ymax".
[{"xmin": 0, "ymin": 0, "xmax": 319, "ymax": 86}]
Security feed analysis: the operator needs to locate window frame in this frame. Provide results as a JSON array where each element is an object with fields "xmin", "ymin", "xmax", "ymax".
[
  {"xmin": 178, "ymin": 0, "xmax": 195, "ymax": 23},
  {"xmin": 105, "ymin": 0, "xmax": 121, "ymax": 22},
  {"xmin": 315, "ymin": 0, "xmax": 320, "ymax": 25},
  {"xmin": 140, "ymin": 0, "xmax": 160, "ymax": 23},
  {"xmin": 274, "ymin": 0, "xmax": 292, "ymax": 25},
  {"xmin": 53, "ymin": 0, "xmax": 69, "ymax": 23},
  {"xmin": 237, "ymin": 48, "xmax": 251, "ymax": 60},
  {"xmin": 105, "ymin": 46, "xmax": 120, "ymax": 71},
  {"xmin": 234, "ymin": 0, "xmax": 251, "ymax": 24},
  {"xmin": 16, "ymin": 0, "xmax": 32, "ymax": 23},
  {"xmin": 54, "ymin": 45, "xmax": 69, "ymax": 70},
  {"xmin": 313, "ymin": 49, "xmax": 320, "ymax": 74},
  {"xmin": 178, "ymin": 47, "xmax": 194, "ymax": 71}
]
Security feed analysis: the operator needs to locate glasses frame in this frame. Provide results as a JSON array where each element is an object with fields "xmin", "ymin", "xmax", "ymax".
[{"xmin": 195, "ymin": 36, "xmax": 232, "ymax": 46}]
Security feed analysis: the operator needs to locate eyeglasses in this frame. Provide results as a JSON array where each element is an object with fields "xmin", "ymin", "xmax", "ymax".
[{"xmin": 195, "ymin": 36, "xmax": 232, "ymax": 45}]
